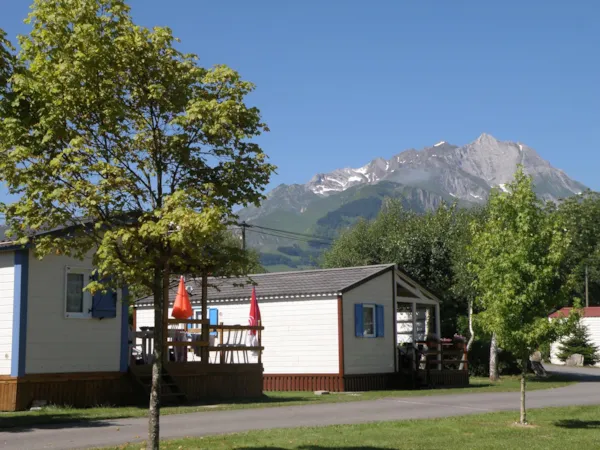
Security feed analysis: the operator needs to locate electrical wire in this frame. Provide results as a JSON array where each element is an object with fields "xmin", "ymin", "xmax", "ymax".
[
  {"xmin": 245, "ymin": 228, "xmax": 333, "ymax": 246},
  {"xmin": 236, "ymin": 222, "xmax": 334, "ymax": 244}
]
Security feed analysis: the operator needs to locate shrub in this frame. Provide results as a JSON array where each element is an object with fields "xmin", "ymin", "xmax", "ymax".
[
  {"xmin": 467, "ymin": 339, "xmax": 521, "ymax": 377},
  {"xmin": 557, "ymin": 324, "xmax": 600, "ymax": 366}
]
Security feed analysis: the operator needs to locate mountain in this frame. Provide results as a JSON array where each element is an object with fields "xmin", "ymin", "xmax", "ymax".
[{"xmin": 239, "ymin": 133, "xmax": 587, "ymax": 270}]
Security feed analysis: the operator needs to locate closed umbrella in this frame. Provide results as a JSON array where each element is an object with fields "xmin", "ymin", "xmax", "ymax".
[
  {"xmin": 171, "ymin": 276, "xmax": 192, "ymax": 362},
  {"xmin": 247, "ymin": 286, "xmax": 261, "ymax": 356}
]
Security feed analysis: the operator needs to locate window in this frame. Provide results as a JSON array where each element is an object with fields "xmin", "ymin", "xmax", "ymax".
[
  {"xmin": 66, "ymin": 273, "xmax": 84, "ymax": 313},
  {"xmin": 362, "ymin": 305, "xmax": 376, "ymax": 337},
  {"xmin": 354, "ymin": 303, "xmax": 385, "ymax": 338},
  {"xmin": 65, "ymin": 267, "xmax": 92, "ymax": 318}
]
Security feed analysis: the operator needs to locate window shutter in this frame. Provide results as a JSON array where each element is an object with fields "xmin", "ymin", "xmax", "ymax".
[
  {"xmin": 209, "ymin": 308, "xmax": 218, "ymax": 336},
  {"xmin": 91, "ymin": 276, "xmax": 117, "ymax": 319},
  {"xmin": 376, "ymin": 304, "xmax": 384, "ymax": 337},
  {"xmin": 354, "ymin": 303, "xmax": 363, "ymax": 337}
]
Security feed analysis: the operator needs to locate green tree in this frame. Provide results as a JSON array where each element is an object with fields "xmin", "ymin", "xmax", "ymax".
[
  {"xmin": 0, "ymin": 1, "xmax": 274, "ymax": 448},
  {"xmin": 557, "ymin": 324, "xmax": 600, "ymax": 366},
  {"xmin": 557, "ymin": 191, "xmax": 600, "ymax": 306},
  {"xmin": 468, "ymin": 167, "xmax": 578, "ymax": 424},
  {"xmin": 0, "ymin": 29, "xmax": 14, "ymax": 105}
]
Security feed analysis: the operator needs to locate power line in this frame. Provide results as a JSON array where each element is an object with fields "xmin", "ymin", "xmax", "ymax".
[
  {"xmin": 249, "ymin": 224, "xmax": 334, "ymax": 242},
  {"xmin": 235, "ymin": 222, "xmax": 335, "ymax": 244},
  {"xmin": 245, "ymin": 228, "xmax": 333, "ymax": 246}
]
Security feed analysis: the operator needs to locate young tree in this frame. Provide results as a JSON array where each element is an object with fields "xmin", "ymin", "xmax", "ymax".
[
  {"xmin": 0, "ymin": 1, "xmax": 274, "ymax": 448},
  {"xmin": 468, "ymin": 167, "xmax": 578, "ymax": 424}
]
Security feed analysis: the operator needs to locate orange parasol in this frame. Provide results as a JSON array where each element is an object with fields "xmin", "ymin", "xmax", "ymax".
[{"xmin": 171, "ymin": 276, "xmax": 193, "ymax": 319}]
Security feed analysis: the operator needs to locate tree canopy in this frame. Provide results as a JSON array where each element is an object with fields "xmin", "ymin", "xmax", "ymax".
[
  {"xmin": 0, "ymin": 0, "xmax": 274, "ymax": 289},
  {"xmin": 0, "ymin": 1, "xmax": 274, "ymax": 448}
]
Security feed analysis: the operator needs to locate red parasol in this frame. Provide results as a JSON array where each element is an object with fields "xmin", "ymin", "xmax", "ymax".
[{"xmin": 248, "ymin": 286, "xmax": 261, "ymax": 335}]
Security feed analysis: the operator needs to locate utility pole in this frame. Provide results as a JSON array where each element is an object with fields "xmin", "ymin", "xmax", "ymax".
[
  {"xmin": 241, "ymin": 221, "xmax": 247, "ymax": 251},
  {"xmin": 586, "ymin": 265, "xmax": 589, "ymax": 308}
]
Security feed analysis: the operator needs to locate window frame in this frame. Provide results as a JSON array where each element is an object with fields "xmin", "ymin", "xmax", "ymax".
[
  {"xmin": 362, "ymin": 303, "xmax": 377, "ymax": 338},
  {"xmin": 64, "ymin": 266, "xmax": 93, "ymax": 319}
]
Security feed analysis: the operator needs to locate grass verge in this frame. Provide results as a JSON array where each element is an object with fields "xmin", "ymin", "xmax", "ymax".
[
  {"xmin": 0, "ymin": 374, "xmax": 574, "ymax": 430},
  {"xmin": 100, "ymin": 405, "xmax": 600, "ymax": 450}
]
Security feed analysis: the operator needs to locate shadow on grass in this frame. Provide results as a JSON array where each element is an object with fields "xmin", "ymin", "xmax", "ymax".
[
  {"xmin": 0, "ymin": 395, "xmax": 310, "ymax": 433},
  {"xmin": 554, "ymin": 419, "xmax": 600, "ymax": 429},
  {"xmin": 236, "ymin": 447, "xmax": 394, "ymax": 450}
]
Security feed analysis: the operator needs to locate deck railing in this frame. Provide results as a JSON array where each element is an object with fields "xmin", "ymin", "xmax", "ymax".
[
  {"xmin": 399, "ymin": 342, "xmax": 468, "ymax": 373},
  {"xmin": 132, "ymin": 321, "xmax": 264, "ymax": 365}
]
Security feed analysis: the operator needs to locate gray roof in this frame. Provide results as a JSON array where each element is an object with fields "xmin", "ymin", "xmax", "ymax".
[{"xmin": 135, "ymin": 264, "xmax": 395, "ymax": 306}]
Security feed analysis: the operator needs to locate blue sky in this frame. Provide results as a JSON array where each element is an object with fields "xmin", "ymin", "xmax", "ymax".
[{"xmin": 1, "ymin": 0, "xmax": 599, "ymax": 199}]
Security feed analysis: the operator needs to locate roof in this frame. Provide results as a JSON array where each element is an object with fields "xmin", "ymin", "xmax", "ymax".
[
  {"xmin": 135, "ymin": 264, "xmax": 396, "ymax": 306},
  {"xmin": 0, "ymin": 222, "xmax": 83, "ymax": 249},
  {"xmin": 549, "ymin": 307, "xmax": 600, "ymax": 319}
]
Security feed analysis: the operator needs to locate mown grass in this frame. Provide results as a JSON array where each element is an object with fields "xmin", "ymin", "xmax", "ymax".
[
  {"xmin": 0, "ymin": 375, "xmax": 574, "ymax": 430},
  {"xmin": 100, "ymin": 405, "xmax": 600, "ymax": 450}
]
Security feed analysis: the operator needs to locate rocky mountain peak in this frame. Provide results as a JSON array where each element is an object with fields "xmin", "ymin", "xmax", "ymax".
[{"xmin": 296, "ymin": 134, "xmax": 585, "ymax": 203}]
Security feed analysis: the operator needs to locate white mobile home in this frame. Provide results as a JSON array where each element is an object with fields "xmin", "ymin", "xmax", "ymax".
[
  {"xmin": 135, "ymin": 264, "xmax": 467, "ymax": 392},
  {"xmin": 549, "ymin": 307, "xmax": 600, "ymax": 367},
  {"xmin": 0, "ymin": 226, "xmax": 130, "ymax": 411},
  {"xmin": 0, "ymin": 225, "xmax": 266, "ymax": 411}
]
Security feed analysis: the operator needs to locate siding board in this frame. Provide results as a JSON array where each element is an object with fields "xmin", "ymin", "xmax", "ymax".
[
  {"xmin": 0, "ymin": 252, "xmax": 14, "ymax": 375},
  {"xmin": 136, "ymin": 297, "xmax": 340, "ymax": 375},
  {"xmin": 343, "ymin": 271, "xmax": 396, "ymax": 375},
  {"xmin": 25, "ymin": 253, "xmax": 123, "ymax": 374}
]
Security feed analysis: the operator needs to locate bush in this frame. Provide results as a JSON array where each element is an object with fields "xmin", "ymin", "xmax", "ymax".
[
  {"xmin": 557, "ymin": 324, "xmax": 600, "ymax": 366},
  {"xmin": 467, "ymin": 339, "xmax": 521, "ymax": 377}
]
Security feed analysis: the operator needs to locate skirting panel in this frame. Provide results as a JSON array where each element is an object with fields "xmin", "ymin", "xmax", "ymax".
[
  {"xmin": 0, "ymin": 372, "xmax": 134, "ymax": 412},
  {"xmin": 263, "ymin": 371, "xmax": 469, "ymax": 392},
  {"xmin": 343, "ymin": 373, "xmax": 397, "ymax": 391},
  {"xmin": 1, "ymin": 364, "xmax": 265, "ymax": 411},
  {"xmin": 426, "ymin": 370, "xmax": 469, "ymax": 387},
  {"xmin": 131, "ymin": 363, "xmax": 264, "ymax": 401},
  {"xmin": 263, "ymin": 374, "xmax": 343, "ymax": 392},
  {"xmin": 0, "ymin": 376, "xmax": 18, "ymax": 411}
]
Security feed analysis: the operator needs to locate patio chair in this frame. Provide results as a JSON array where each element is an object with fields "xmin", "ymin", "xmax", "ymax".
[{"xmin": 217, "ymin": 325, "xmax": 248, "ymax": 364}]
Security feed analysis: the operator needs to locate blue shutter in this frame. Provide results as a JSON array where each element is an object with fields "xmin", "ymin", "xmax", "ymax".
[
  {"xmin": 354, "ymin": 303, "xmax": 363, "ymax": 337},
  {"xmin": 91, "ymin": 275, "xmax": 117, "ymax": 319},
  {"xmin": 376, "ymin": 304, "xmax": 384, "ymax": 337},
  {"xmin": 209, "ymin": 308, "xmax": 218, "ymax": 336}
]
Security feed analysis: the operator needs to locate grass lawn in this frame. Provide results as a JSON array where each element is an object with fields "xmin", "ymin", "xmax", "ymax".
[
  {"xmin": 0, "ymin": 375, "xmax": 574, "ymax": 430},
  {"xmin": 99, "ymin": 404, "xmax": 600, "ymax": 450}
]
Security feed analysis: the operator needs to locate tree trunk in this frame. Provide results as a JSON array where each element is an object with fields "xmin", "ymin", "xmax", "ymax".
[
  {"xmin": 147, "ymin": 267, "xmax": 167, "ymax": 450},
  {"xmin": 200, "ymin": 272, "xmax": 209, "ymax": 363},
  {"xmin": 466, "ymin": 299, "xmax": 475, "ymax": 352},
  {"xmin": 520, "ymin": 356, "xmax": 527, "ymax": 424},
  {"xmin": 460, "ymin": 299, "xmax": 475, "ymax": 371},
  {"xmin": 489, "ymin": 333, "xmax": 499, "ymax": 382},
  {"xmin": 424, "ymin": 308, "xmax": 430, "ymax": 337}
]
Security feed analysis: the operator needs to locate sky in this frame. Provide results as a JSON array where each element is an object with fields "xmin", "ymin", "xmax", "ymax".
[{"xmin": 1, "ymin": 0, "xmax": 599, "ymax": 200}]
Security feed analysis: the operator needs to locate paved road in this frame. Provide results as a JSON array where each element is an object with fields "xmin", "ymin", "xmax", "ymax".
[{"xmin": 1, "ymin": 365, "xmax": 599, "ymax": 450}]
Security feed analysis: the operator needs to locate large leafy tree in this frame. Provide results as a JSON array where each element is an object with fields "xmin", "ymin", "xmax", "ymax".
[
  {"xmin": 468, "ymin": 167, "xmax": 578, "ymax": 424},
  {"xmin": 0, "ymin": 1, "xmax": 274, "ymax": 448}
]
